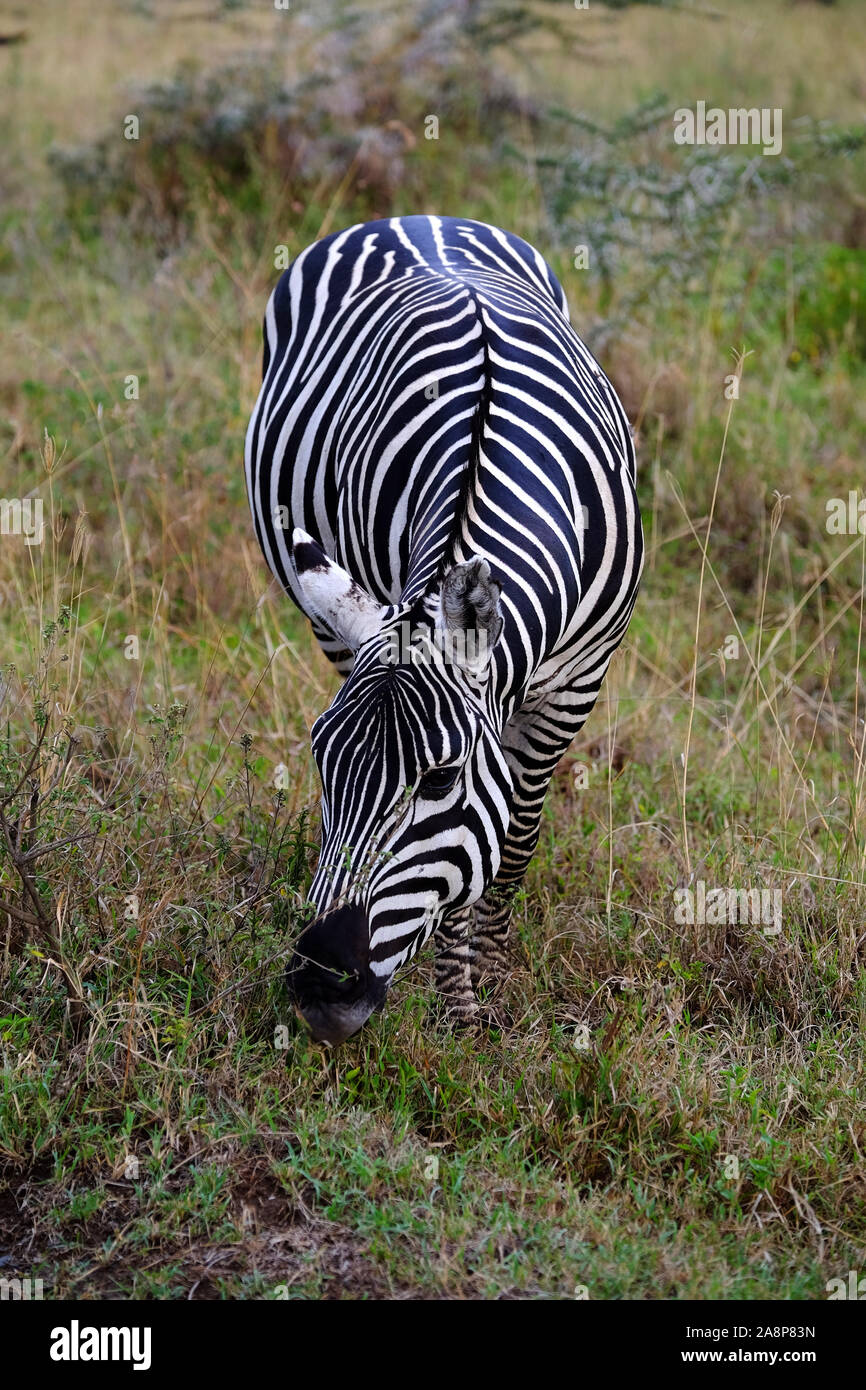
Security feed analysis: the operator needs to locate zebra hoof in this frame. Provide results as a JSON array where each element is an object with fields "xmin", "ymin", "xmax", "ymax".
[{"xmin": 432, "ymin": 995, "xmax": 480, "ymax": 1034}]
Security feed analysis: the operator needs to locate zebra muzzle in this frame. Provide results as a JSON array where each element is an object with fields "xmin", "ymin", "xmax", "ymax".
[{"xmin": 287, "ymin": 904, "xmax": 386, "ymax": 1046}]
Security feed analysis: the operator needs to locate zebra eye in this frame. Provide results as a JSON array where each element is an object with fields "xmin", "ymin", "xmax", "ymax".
[{"xmin": 418, "ymin": 765, "xmax": 460, "ymax": 800}]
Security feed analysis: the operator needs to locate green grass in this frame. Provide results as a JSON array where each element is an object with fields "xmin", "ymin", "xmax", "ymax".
[{"xmin": 1, "ymin": 0, "xmax": 865, "ymax": 1299}]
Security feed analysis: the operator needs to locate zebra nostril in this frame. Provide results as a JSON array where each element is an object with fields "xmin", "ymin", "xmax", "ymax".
[{"xmin": 290, "ymin": 904, "xmax": 371, "ymax": 990}]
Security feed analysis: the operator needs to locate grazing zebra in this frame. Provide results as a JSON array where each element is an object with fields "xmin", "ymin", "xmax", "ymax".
[{"xmin": 245, "ymin": 215, "xmax": 643, "ymax": 1045}]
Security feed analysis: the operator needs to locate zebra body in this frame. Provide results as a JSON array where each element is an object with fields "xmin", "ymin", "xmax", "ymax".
[{"xmin": 245, "ymin": 215, "xmax": 643, "ymax": 1043}]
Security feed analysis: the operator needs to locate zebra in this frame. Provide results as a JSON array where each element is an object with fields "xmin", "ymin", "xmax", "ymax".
[{"xmin": 245, "ymin": 215, "xmax": 643, "ymax": 1045}]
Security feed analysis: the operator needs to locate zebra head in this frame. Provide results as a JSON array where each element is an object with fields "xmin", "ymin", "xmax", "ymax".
[{"xmin": 286, "ymin": 530, "xmax": 512, "ymax": 1045}]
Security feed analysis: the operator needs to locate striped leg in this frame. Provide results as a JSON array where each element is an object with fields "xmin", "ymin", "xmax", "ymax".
[
  {"xmin": 433, "ymin": 907, "xmax": 478, "ymax": 1025},
  {"xmin": 470, "ymin": 887, "xmax": 515, "ymax": 995},
  {"xmin": 471, "ymin": 682, "xmax": 605, "ymax": 992}
]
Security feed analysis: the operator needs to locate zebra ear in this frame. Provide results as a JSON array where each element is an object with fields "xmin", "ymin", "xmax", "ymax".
[
  {"xmin": 292, "ymin": 529, "xmax": 385, "ymax": 651},
  {"xmin": 438, "ymin": 557, "xmax": 503, "ymax": 670}
]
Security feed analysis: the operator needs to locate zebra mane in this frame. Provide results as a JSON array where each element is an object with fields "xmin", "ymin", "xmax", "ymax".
[{"xmin": 433, "ymin": 322, "xmax": 492, "ymax": 591}]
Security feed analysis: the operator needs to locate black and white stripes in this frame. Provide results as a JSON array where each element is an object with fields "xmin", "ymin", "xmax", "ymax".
[{"xmin": 245, "ymin": 215, "xmax": 643, "ymax": 1044}]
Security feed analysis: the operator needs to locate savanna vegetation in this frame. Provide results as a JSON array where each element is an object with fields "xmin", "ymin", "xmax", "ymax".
[{"xmin": 1, "ymin": 0, "xmax": 865, "ymax": 1299}]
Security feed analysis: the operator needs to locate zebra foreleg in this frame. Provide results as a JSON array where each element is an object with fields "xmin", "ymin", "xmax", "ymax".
[
  {"xmin": 469, "ymin": 762, "xmax": 549, "ymax": 996},
  {"xmin": 433, "ymin": 907, "xmax": 478, "ymax": 1025},
  {"xmin": 470, "ymin": 691, "xmax": 595, "ymax": 996},
  {"xmin": 470, "ymin": 886, "xmax": 516, "ymax": 997}
]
